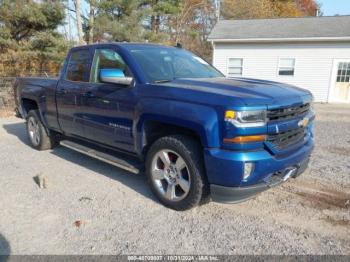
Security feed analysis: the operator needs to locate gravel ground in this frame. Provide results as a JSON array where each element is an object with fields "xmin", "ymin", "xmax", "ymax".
[{"xmin": 0, "ymin": 103, "xmax": 349, "ymax": 255}]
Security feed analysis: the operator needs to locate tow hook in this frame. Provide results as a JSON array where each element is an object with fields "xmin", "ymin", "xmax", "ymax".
[{"xmin": 283, "ymin": 167, "xmax": 297, "ymax": 181}]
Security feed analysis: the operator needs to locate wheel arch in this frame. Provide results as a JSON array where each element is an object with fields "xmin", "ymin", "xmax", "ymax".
[
  {"xmin": 140, "ymin": 119, "xmax": 204, "ymax": 155},
  {"xmin": 21, "ymin": 98, "xmax": 39, "ymax": 117},
  {"xmin": 134, "ymin": 98, "xmax": 221, "ymax": 157}
]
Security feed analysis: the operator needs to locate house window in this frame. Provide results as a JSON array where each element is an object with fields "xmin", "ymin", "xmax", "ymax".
[
  {"xmin": 337, "ymin": 62, "xmax": 350, "ymax": 83},
  {"xmin": 228, "ymin": 58, "xmax": 243, "ymax": 76},
  {"xmin": 278, "ymin": 58, "xmax": 295, "ymax": 76}
]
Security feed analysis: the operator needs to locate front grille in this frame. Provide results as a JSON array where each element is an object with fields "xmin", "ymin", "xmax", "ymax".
[
  {"xmin": 267, "ymin": 127, "xmax": 307, "ymax": 150},
  {"xmin": 267, "ymin": 103, "xmax": 310, "ymax": 121}
]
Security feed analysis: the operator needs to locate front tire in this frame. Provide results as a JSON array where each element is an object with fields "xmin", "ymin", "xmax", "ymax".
[
  {"xmin": 26, "ymin": 110, "xmax": 55, "ymax": 151},
  {"xmin": 145, "ymin": 135, "xmax": 209, "ymax": 211}
]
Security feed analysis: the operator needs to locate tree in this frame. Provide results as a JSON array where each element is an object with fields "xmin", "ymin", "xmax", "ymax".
[
  {"xmin": 0, "ymin": 0, "xmax": 70, "ymax": 76},
  {"xmin": 272, "ymin": 0, "xmax": 304, "ymax": 17},
  {"xmin": 92, "ymin": 0, "xmax": 145, "ymax": 42},
  {"xmin": 74, "ymin": 0, "xmax": 86, "ymax": 44},
  {"xmin": 296, "ymin": 0, "xmax": 320, "ymax": 16},
  {"xmin": 87, "ymin": 0, "xmax": 98, "ymax": 44},
  {"xmin": 221, "ymin": 0, "xmax": 319, "ymax": 19},
  {"xmin": 168, "ymin": 0, "xmax": 216, "ymax": 60},
  {"xmin": 0, "ymin": 0, "xmax": 65, "ymax": 42},
  {"xmin": 221, "ymin": 0, "xmax": 274, "ymax": 19},
  {"xmin": 144, "ymin": 0, "xmax": 180, "ymax": 32}
]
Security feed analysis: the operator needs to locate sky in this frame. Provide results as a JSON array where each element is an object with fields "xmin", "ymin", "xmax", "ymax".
[{"xmin": 319, "ymin": 0, "xmax": 350, "ymax": 16}]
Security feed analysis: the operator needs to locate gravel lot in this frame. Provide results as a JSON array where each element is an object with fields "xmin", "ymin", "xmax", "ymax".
[{"xmin": 0, "ymin": 104, "xmax": 349, "ymax": 255}]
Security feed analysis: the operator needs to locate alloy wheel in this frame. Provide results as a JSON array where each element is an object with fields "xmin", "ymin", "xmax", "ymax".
[
  {"xmin": 27, "ymin": 116, "xmax": 41, "ymax": 146},
  {"xmin": 151, "ymin": 149, "xmax": 191, "ymax": 201}
]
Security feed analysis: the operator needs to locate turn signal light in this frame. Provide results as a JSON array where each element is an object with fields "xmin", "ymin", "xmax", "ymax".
[
  {"xmin": 223, "ymin": 135, "xmax": 266, "ymax": 143},
  {"xmin": 225, "ymin": 110, "xmax": 236, "ymax": 119}
]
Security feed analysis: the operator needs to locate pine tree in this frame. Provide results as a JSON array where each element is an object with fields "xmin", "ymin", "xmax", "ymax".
[
  {"xmin": 0, "ymin": 0, "xmax": 70, "ymax": 76},
  {"xmin": 92, "ymin": 0, "xmax": 146, "ymax": 42}
]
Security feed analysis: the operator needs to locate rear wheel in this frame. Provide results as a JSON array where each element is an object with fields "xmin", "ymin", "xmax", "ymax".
[
  {"xmin": 146, "ymin": 135, "xmax": 209, "ymax": 211},
  {"xmin": 26, "ymin": 110, "xmax": 56, "ymax": 150}
]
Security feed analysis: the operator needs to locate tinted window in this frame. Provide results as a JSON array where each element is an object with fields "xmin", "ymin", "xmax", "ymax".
[
  {"xmin": 65, "ymin": 49, "xmax": 91, "ymax": 82},
  {"xmin": 90, "ymin": 49, "xmax": 131, "ymax": 83},
  {"xmin": 128, "ymin": 47, "xmax": 223, "ymax": 83}
]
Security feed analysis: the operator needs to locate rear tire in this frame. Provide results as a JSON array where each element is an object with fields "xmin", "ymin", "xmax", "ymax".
[
  {"xmin": 145, "ymin": 135, "xmax": 209, "ymax": 211},
  {"xmin": 26, "ymin": 110, "xmax": 56, "ymax": 151}
]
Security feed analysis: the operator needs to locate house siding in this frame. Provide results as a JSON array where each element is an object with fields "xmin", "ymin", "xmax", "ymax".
[{"xmin": 212, "ymin": 42, "xmax": 350, "ymax": 102}]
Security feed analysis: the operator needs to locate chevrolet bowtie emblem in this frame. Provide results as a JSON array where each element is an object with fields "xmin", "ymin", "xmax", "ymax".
[{"xmin": 298, "ymin": 117, "xmax": 309, "ymax": 128}]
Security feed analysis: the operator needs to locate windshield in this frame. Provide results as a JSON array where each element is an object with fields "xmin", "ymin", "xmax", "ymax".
[{"xmin": 128, "ymin": 47, "xmax": 224, "ymax": 83}]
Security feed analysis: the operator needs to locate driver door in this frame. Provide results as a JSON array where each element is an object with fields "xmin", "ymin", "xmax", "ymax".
[{"xmin": 80, "ymin": 48, "xmax": 137, "ymax": 153}]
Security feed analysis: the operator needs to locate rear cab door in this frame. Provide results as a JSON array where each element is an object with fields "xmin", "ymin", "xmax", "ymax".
[{"xmin": 56, "ymin": 47, "xmax": 93, "ymax": 137}]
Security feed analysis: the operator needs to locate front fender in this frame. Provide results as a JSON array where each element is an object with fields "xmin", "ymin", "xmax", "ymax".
[{"xmin": 134, "ymin": 98, "xmax": 221, "ymax": 154}]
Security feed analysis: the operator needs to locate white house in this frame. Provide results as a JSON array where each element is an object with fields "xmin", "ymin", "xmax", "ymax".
[{"xmin": 208, "ymin": 16, "xmax": 350, "ymax": 103}]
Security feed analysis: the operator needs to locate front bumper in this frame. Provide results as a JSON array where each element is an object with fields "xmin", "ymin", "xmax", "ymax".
[
  {"xmin": 204, "ymin": 137, "xmax": 314, "ymax": 203},
  {"xmin": 210, "ymin": 157, "xmax": 309, "ymax": 203}
]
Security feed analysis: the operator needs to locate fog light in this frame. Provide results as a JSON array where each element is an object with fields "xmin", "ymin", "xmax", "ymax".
[{"xmin": 243, "ymin": 162, "xmax": 254, "ymax": 180}]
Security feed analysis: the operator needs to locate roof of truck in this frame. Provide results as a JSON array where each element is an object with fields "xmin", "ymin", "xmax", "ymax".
[{"xmin": 71, "ymin": 42, "xmax": 176, "ymax": 50}]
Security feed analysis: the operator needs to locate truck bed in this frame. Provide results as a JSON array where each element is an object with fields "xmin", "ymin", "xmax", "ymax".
[{"xmin": 15, "ymin": 77, "xmax": 59, "ymax": 118}]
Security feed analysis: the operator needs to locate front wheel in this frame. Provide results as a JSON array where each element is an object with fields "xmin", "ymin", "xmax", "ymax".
[{"xmin": 145, "ymin": 135, "xmax": 209, "ymax": 211}]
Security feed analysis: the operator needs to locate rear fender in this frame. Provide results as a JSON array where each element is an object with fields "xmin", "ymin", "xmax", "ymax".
[{"xmin": 20, "ymin": 87, "xmax": 48, "ymax": 128}]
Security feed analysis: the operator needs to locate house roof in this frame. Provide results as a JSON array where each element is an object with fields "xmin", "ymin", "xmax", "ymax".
[{"xmin": 208, "ymin": 16, "xmax": 350, "ymax": 43}]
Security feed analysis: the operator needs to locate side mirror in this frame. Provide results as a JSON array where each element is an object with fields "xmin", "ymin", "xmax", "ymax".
[{"xmin": 99, "ymin": 69, "xmax": 133, "ymax": 86}]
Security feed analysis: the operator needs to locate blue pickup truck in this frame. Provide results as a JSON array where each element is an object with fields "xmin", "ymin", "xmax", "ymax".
[{"xmin": 15, "ymin": 43, "xmax": 315, "ymax": 210}]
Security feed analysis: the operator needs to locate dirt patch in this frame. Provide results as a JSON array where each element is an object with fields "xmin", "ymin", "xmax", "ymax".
[
  {"xmin": 294, "ymin": 189, "xmax": 349, "ymax": 209},
  {"xmin": 288, "ymin": 181, "xmax": 350, "ymax": 210},
  {"xmin": 327, "ymin": 146, "xmax": 350, "ymax": 156},
  {"xmin": 323, "ymin": 217, "xmax": 350, "ymax": 227}
]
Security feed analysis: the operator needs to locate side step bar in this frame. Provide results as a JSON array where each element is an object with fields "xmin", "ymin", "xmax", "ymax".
[{"xmin": 60, "ymin": 140, "xmax": 140, "ymax": 174}]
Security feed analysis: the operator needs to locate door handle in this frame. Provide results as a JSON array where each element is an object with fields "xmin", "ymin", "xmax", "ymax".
[
  {"xmin": 82, "ymin": 91, "xmax": 95, "ymax": 98},
  {"xmin": 57, "ymin": 88, "xmax": 67, "ymax": 95}
]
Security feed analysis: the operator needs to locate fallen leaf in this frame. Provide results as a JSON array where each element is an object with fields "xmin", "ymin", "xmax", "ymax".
[{"xmin": 74, "ymin": 220, "xmax": 84, "ymax": 228}]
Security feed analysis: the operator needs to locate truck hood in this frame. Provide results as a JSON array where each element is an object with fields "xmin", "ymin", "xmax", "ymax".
[{"xmin": 159, "ymin": 77, "xmax": 312, "ymax": 107}]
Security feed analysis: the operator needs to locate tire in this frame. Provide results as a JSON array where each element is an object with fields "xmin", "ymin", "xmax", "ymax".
[
  {"xmin": 145, "ymin": 135, "xmax": 209, "ymax": 211},
  {"xmin": 26, "ymin": 110, "xmax": 56, "ymax": 150}
]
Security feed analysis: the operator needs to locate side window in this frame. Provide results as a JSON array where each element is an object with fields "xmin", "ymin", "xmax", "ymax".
[
  {"xmin": 278, "ymin": 58, "xmax": 295, "ymax": 76},
  {"xmin": 228, "ymin": 58, "xmax": 243, "ymax": 77},
  {"xmin": 90, "ymin": 49, "xmax": 130, "ymax": 83},
  {"xmin": 65, "ymin": 49, "xmax": 91, "ymax": 82}
]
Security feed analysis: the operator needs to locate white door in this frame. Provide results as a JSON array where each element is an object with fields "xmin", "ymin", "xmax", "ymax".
[{"xmin": 330, "ymin": 60, "xmax": 350, "ymax": 103}]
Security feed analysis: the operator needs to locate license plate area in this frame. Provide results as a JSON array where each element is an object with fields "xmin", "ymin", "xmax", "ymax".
[{"xmin": 268, "ymin": 167, "xmax": 297, "ymax": 187}]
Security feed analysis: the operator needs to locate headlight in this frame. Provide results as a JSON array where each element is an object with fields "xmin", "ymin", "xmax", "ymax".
[{"xmin": 225, "ymin": 110, "xmax": 266, "ymax": 127}]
